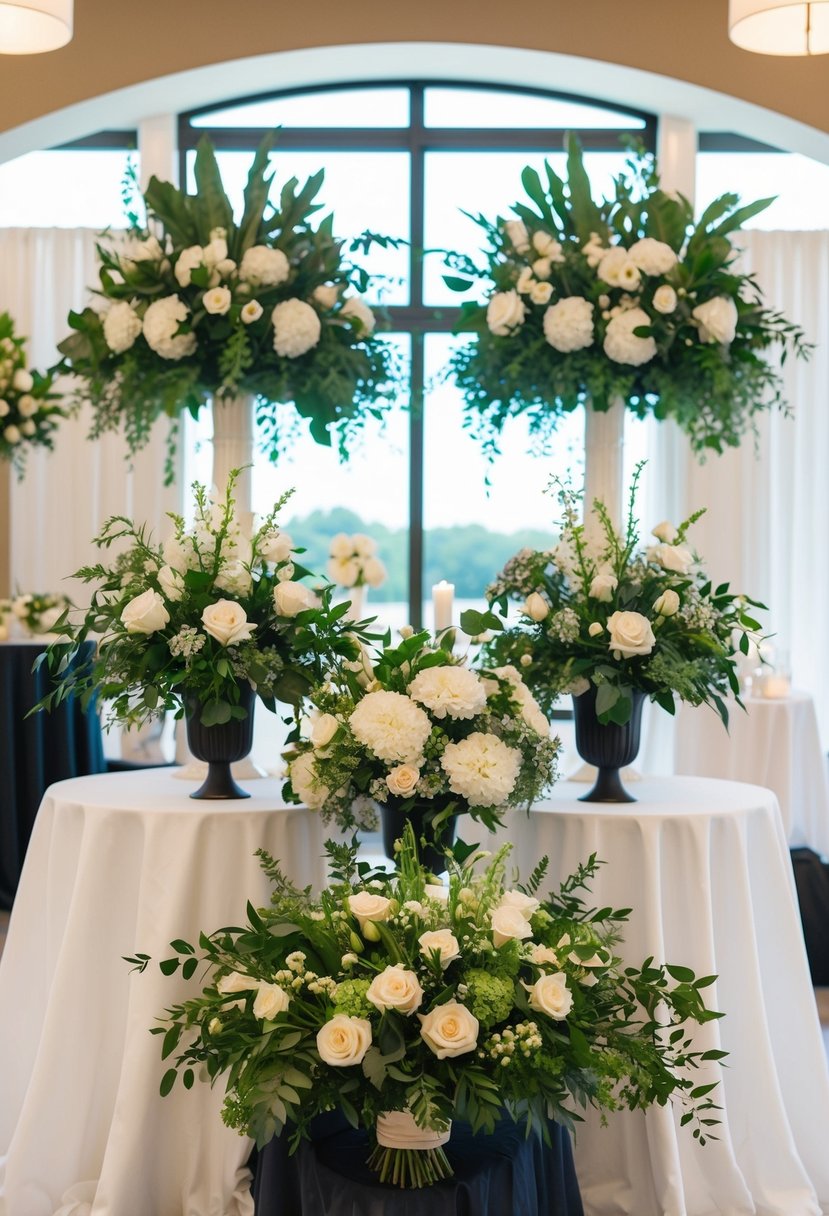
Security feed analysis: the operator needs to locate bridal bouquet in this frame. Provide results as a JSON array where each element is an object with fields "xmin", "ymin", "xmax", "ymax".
[
  {"xmin": 0, "ymin": 311, "xmax": 63, "ymax": 476},
  {"xmin": 283, "ymin": 628, "xmax": 559, "ymax": 836},
  {"xmin": 444, "ymin": 134, "xmax": 809, "ymax": 455},
  {"xmin": 481, "ymin": 465, "xmax": 763, "ymax": 725},
  {"xmin": 141, "ymin": 827, "xmax": 724, "ymax": 1188},
  {"xmin": 56, "ymin": 132, "xmax": 395, "ymax": 468},
  {"xmin": 36, "ymin": 471, "xmax": 371, "ymax": 730}
]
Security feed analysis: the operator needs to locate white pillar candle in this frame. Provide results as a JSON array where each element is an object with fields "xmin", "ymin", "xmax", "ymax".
[{"xmin": 432, "ymin": 580, "xmax": 454, "ymax": 633}]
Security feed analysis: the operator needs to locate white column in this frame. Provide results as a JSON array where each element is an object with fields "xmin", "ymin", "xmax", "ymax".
[
  {"xmin": 138, "ymin": 114, "xmax": 178, "ymax": 191},
  {"xmin": 583, "ymin": 396, "xmax": 625, "ymax": 531}
]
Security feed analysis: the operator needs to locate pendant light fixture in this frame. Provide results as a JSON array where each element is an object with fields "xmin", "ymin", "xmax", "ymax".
[
  {"xmin": 729, "ymin": 0, "xmax": 829, "ymax": 54},
  {"xmin": 0, "ymin": 0, "xmax": 72, "ymax": 54}
]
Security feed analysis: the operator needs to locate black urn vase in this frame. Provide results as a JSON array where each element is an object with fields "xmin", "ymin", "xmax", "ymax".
[
  {"xmin": 184, "ymin": 684, "xmax": 256, "ymax": 800},
  {"xmin": 380, "ymin": 800, "xmax": 459, "ymax": 875},
  {"xmin": 572, "ymin": 686, "xmax": 645, "ymax": 803}
]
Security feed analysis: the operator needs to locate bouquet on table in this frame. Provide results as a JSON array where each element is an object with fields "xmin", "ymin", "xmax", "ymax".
[
  {"xmin": 327, "ymin": 532, "xmax": 387, "ymax": 597},
  {"xmin": 283, "ymin": 627, "xmax": 560, "ymax": 852},
  {"xmin": 0, "ymin": 311, "xmax": 63, "ymax": 476},
  {"xmin": 481, "ymin": 464, "xmax": 763, "ymax": 726},
  {"xmin": 3, "ymin": 592, "xmax": 71, "ymax": 639},
  {"xmin": 140, "ymin": 827, "xmax": 724, "ymax": 1188},
  {"xmin": 444, "ymin": 134, "xmax": 810, "ymax": 456}
]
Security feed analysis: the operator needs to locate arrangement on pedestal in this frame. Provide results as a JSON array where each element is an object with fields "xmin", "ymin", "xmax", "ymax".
[
  {"xmin": 0, "ymin": 311, "xmax": 64, "ymax": 476},
  {"xmin": 139, "ymin": 826, "xmax": 724, "ymax": 1188},
  {"xmin": 0, "ymin": 591, "xmax": 71, "ymax": 641},
  {"xmin": 326, "ymin": 530, "xmax": 388, "ymax": 620}
]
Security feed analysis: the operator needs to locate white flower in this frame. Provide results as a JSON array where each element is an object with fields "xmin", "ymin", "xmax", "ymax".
[
  {"xmin": 419, "ymin": 1001, "xmax": 479, "ymax": 1059},
  {"xmin": 143, "ymin": 296, "xmax": 197, "ymax": 360},
  {"xmin": 240, "ymin": 300, "xmax": 263, "ymax": 325},
  {"xmin": 327, "ymin": 556, "xmax": 361, "ymax": 587},
  {"xmin": 597, "ymin": 246, "xmax": 640, "ymax": 290},
  {"xmin": 653, "ymin": 543, "xmax": 693, "ymax": 575},
  {"xmin": 17, "ymin": 396, "xmax": 36, "ymax": 417},
  {"xmin": 201, "ymin": 599, "xmax": 256, "ymax": 646},
  {"xmin": 524, "ymin": 973, "xmax": 573, "ymax": 1020},
  {"xmin": 253, "ymin": 982, "xmax": 291, "ymax": 1020},
  {"xmin": 486, "ymin": 290, "xmax": 526, "ymax": 336},
  {"xmin": 157, "ymin": 564, "xmax": 185, "ymax": 602},
  {"xmin": 529, "ymin": 281, "xmax": 554, "ymax": 306},
  {"xmin": 582, "ymin": 233, "xmax": 606, "ymax": 267},
  {"xmin": 20, "ymin": 420, "xmax": 36, "ymax": 437},
  {"xmin": 692, "ymin": 296, "xmax": 738, "ymax": 345},
  {"xmin": 121, "ymin": 588, "xmax": 170, "ymax": 635},
  {"xmin": 0, "ymin": 400, "xmax": 9, "ymax": 417},
  {"xmin": 588, "ymin": 621, "xmax": 603, "ymax": 637},
  {"xmin": 174, "ymin": 245, "xmax": 205, "ymax": 288},
  {"xmin": 386, "ymin": 763, "xmax": 420, "ymax": 797},
  {"xmin": 516, "ymin": 267, "xmax": 534, "ymax": 295},
  {"xmin": 408, "ymin": 665, "xmax": 486, "ymax": 721},
  {"xmin": 628, "ymin": 238, "xmax": 678, "ymax": 276},
  {"xmin": 366, "ymin": 965, "xmax": 423, "ymax": 1015},
  {"xmin": 532, "ymin": 256, "xmax": 553, "ymax": 281},
  {"xmin": 103, "ymin": 301, "xmax": 142, "ymax": 353},
  {"xmin": 274, "ymin": 580, "xmax": 318, "ymax": 617},
  {"xmin": 651, "ymin": 520, "xmax": 677, "ymax": 543},
  {"xmin": 258, "ymin": 528, "xmax": 293, "ymax": 563},
  {"xmin": 418, "ymin": 929, "xmax": 461, "ymax": 968},
  {"xmin": 653, "ymin": 588, "xmax": 680, "ymax": 617},
  {"xmin": 589, "ymin": 570, "xmax": 618, "ymax": 601},
  {"xmin": 498, "ymin": 889, "xmax": 539, "ymax": 917},
  {"xmin": 316, "ymin": 1014, "xmax": 372, "ymax": 1067},
  {"xmin": 3, "ymin": 425, "xmax": 21, "ymax": 445},
  {"xmin": 528, "ymin": 944, "xmax": 560, "ymax": 966},
  {"xmin": 327, "ymin": 532, "xmax": 354, "ymax": 559},
  {"xmin": 532, "ymin": 230, "xmax": 564, "ymax": 260},
  {"xmin": 272, "ymin": 299, "xmax": 322, "ymax": 358},
  {"xmin": 239, "ymin": 245, "xmax": 290, "ymax": 288},
  {"xmin": 340, "ymin": 296, "xmax": 376, "ymax": 336},
  {"xmin": 289, "ymin": 750, "xmax": 330, "ymax": 810},
  {"xmin": 503, "ymin": 219, "xmax": 530, "ymax": 253},
  {"xmin": 490, "ymin": 905, "xmax": 533, "ymax": 948},
  {"xmin": 440, "ymin": 732, "xmax": 521, "ymax": 806},
  {"xmin": 348, "ymin": 891, "xmax": 393, "ymax": 928},
  {"xmin": 543, "ymin": 297, "xmax": 593, "ymax": 352},
  {"xmin": 349, "ymin": 690, "xmax": 432, "ymax": 765},
  {"xmin": 213, "ymin": 559, "xmax": 253, "ymax": 597},
  {"xmin": 216, "ymin": 970, "xmax": 259, "ymax": 994},
  {"xmin": 652, "ymin": 284, "xmax": 678, "ymax": 315},
  {"xmin": 362, "ymin": 556, "xmax": 387, "ymax": 588},
  {"xmin": 603, "ymin": 308, "xmax": 657, "ymax": 366},
  {"xmin": 310, "ymin": 712, "xmax": 340, "ymax": 750},
  {"xmin": 203, "ymin": 286, "xmax": 232, "ymax": 316},
  {"xmin": 524, "ymin": 592, "xmax": 550, "ymax": 622},
  {"xmin": 313, "ymin": 283, "xmax": 340, "ymax": 309},
  {"xmin": 606, "ymin": 610, "xmax": 656, "ymax": 659},
  {"xmin": 424, "ymin": 883, "xmax": 449, "ymax": 903}
]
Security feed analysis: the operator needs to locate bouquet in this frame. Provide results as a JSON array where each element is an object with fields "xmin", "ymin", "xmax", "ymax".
[
  {"xmin": 326, "ymin": 532, "xmax": 387, "ymax": 593},
  {"xmin": 4, "ymin": 591, "xmax": 71, "ymax": 638},
  {"xmin": 56, "ymin": 132, "xmax": 396, "ymax": 470},
  {"xmin": 444, "ymin": 134, "xmax": 810, "ymax": 456},
  {"xmin": 0, "ymin": 311, "xmax": 63, "ymax": 476},
  {"xmin": 140, "ymin": 827, "xmax": 724, "ymax": 1188},
  {"xmin": 283, "ymin": 628, "xmax": 560, "ymax": 839},
  {"xmin": 481, "ymin": 464, "xmax": 763, "ymax": 726},
  {"xmin": 36, "ymin": 470, "xmax": 372, "ymax": 731}
]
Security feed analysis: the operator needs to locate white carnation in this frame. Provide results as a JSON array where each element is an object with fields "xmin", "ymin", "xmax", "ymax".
[
  {"xmin": 103, "ymin": 301, "xmax": 142, "ymax": 354},
  {"xmin": 142, "ymin": 296, "xmax": 197, "ymax": 361},
  {"xmin": 603, "ymin": 308, "xmax": 657, "ymax": 366},
  {"xmin": 440, "ymin": 732, "xmax": 521, "ymax": 806},
  {"xmin": 272, "ymin": 299, "xmax": 322, "ymax": 358},
  {"xmin": 486, "ymin": 290, "xmax": 526, "ymax": 336},
  {"xmin": 408, "ymin": 665, "xmax": 487, "ymax": 721},
  {"xmin": 627, "ymin": 237, "xmax": 678, "ymax": 276},
  {"xmin": 239, "ymin": 245, "xmax": 290, "ymax": 288},
  {"xmin": 349, "ymin": 690, "xmax": 431, "ymax": 765},
  {"xmin": 543, "ymin": 296, "xmax": 593, "ymax": 353}
]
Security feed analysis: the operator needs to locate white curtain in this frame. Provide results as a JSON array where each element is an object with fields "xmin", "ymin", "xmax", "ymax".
[{"xmin": 0, "ymin": 228, "xmax": 181, "ymax": 605}]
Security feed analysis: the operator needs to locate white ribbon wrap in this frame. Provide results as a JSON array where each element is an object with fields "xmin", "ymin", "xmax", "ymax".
[{"xmin": 376, "ymin": 1110, "xmax": 451, "ymax": 1150}]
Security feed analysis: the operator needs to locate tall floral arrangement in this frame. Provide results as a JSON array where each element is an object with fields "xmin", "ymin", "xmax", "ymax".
[
  {"xmin": 0, "ymin": 312, "xmax": 63, "ymax": 476},
  {"xmin": 56, "ymin": 133, "xmax": 396, "ymax": 470},
  {"xmin": 444, "ymin": 135, "xmax": 809, "ymax": 456},
  {"xmin": 139, "ymin": 828, "xmax": 724, "ymax": 1188}
]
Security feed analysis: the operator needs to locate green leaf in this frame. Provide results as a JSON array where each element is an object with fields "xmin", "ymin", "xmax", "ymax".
[
  {"xmin": 160, "ymin": 1068, "xmax": 177, "ymax": 1098},
  {"xmin": 666, "ymin": 963, "xmax": 696, "ymax": 983},
  {"xmin": 159, "ymin": 958, "xmax": 180, "ymax": 976}
]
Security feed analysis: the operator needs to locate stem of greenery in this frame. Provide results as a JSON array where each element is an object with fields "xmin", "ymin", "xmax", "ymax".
[{"xmin": 366, "ymin": 1143, "xmax": 453, "ymax": 1188}]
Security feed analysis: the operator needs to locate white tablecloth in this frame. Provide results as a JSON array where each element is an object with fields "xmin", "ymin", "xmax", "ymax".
[
  {"xmin": 674, "ymin": 693, "xmax": 829, "ymax": 856},
  {"xmin": 0, "ymin": 770, "xmax": 331, "ymax": 1216},
  {"xmin": 483, "ymin": 777, "xmax": 829, "ymax": 1216}
]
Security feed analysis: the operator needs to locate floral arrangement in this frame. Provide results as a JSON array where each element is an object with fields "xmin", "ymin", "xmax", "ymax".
[
  {"xmin": 327, "ymin": 531, "xmax": 387, "ymax": 593},
  {"xmin": 479, "ymin": 464, "xmax": 763, "ymax": 726},
  {"xmin": 139, "ymin": 827, "xmax": 724, "ymax": 1188},
  {"xmin": 283, "ymin": 628, "xmax": 559, "ymax": 836},
  {"xmin": 56, "ymin": 133, "xmax": 396, "ymax": 468},
  {"xmin": 444, "ymin": 134, "xmax": 810, "ymax": 456},
  {"xmin": 0, "ymin": 312, "xmax": 63, "ymax": 476},
  {"xmin": 35, "ymin": 471, "xmax": 371, "ymax": 730},
  {"xmin": 2, "ymin": 592, "xmax": 71, "ymax": 639}
]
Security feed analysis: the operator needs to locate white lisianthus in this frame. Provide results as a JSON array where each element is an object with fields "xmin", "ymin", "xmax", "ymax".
[
  {"xmin": 289, "ymin": 750, "xmax": 330, "ymax": 810},
  {"xmin": 216, "ymin": 970, "xmax": 259, "ymax": 994},
  {"xmin": 340, "ymin": 296, "xmax": 376, "ymax": 336},
  {"xmin": 272, "ymin": 299, "xmax": 322, "ymax": 358},
  {"xmin": 516, "ymin": 267, "xmax": 534, "ymax": 295},
  {"xmin": 606, "ymin": 610, "xmax": 656, "ymax": 659},
  {"xmin": 532, "ymin": 256, "xmax": 553, "ymax": 281},
  {"xmin": 201, "ymin": 599, "xmax": 256, "ymax": 646},
  {"xmin": 103, "ymin": 301, "xmax": 142, "ymax": 353},
  {"xmin": 653, "ymin": 543, "xmax": 693, "ymax": 575},
  {"xmin": 419, "ymin": 1001, "xmax": 479, "ymax": 1059},
  {"xmin": 366, "ymin": 965, "xmax": 424, "ymax": 1015},
  {"xmin": 543, "ymin": 296, "xmax": 593, "ymax": 352},
  {"xmin": 529, "ymin": 281, "xmax": 554, "ymax": 306},
  {"xmin": 274, "ymin": 580, "xmax": 319, "ymax": 617},
  {"xmin": 693, "ymin": 296, "xmax": 738, "ymax": 345},
  {"xmin": 258, "ymin": 528, "xmax": 294, "ymax": 563},
  {"xmin": 524, "ymin": 591, "xmax": 550, "ymax": 622},
  {"xmin": 498, "ymin": 889, "xmax": 539, "ymax": 916},
  {"xmin": 316, "ymin": 1015, "xmax": 372, "ymax": 1067},
  {"xmin": 408, "ymin": 665, "xmax": 487, "ymax": 721},
  {"xmin": 143, "ymin": 296, "xmax": 197, "ymax": 360},
  {"xmin": 313, "ymin": 283, "xmax": 340, "ymax": 309},
  {"xmin": 121, "ymin": 588, "xmax": 170, "ymax": 635},
  {"xmin": 628, "ymin": 237, "xmax": 678, "ymax": 276},
  {"xmin": 240, "ymin": 300, "xmax": 263, "ymax": 325},
  {"xmin": 490, "ymin": 905, "xmax": 533, "ymax": 948},
  {"xmin": 603, "ymin": 308, "xmax": 657, "ymax": 366},
  {"xmin": 203, "ymin": 286, "xmax": 232, "ymax": 316},
  {"xmin": 651, "ymin": 520, "xmax": 677, "ymax": 543},
  {"xmin": 486, "ymin": 290, "xmax": 526, "ymax": 336},
  {"xmin": 524, "ymin": 973, "xmax": 573, "ymax": 1020},
  {"xmin": 309, "ymin": 712, "xmax": 340, "ymax": 750},
  {"xmin": 532, "ymin": 230, "xmax": 564, "ymax": 261},
  {"xmin": 441, "ymin": 732, "xmax": 521, "ymax": 806},
  {"xmin": 349, "ymin": 690, "xmax": 432, "ymax": 765},
  {"xmin": 348, "ymin": 891, "xmax": 393, "ymax": 929},
  {"xmin": 174, "ymin": 245, "xmax": 205, "ymax": 288},
  {"xmin": 653, "ymin": 588, "xmax": 680, "ymax": 617},
  {"xmin": 253, "ymin": 982, "xmax": 291, "ymax": 1020},
  {"xmin": 503, "ymin": 219, "xmax": 530, "ymax": 253},
  {"xmin": 589, "ymin": 570, "xmax": 618, "ymax": 602},
  {"xmin": 157, "ymin": 564, "xmax": 185, "ymax": 602},
  {"xmin": 327, "ymin": 556, "xmax": 361, "ymax": 587},
  {"xmin": 239, "ymin": 245, "xmax": 290, "ymax": 288},
  {"xmin": 652, "ymin": 284, "xmax": 678, "ymax": 315},
  {"xmin": 386, "ymin": 763, "xmax": 420, "ymax": 797}
]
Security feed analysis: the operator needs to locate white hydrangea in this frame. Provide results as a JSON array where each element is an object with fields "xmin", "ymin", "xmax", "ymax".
[
  {"xmin": 542, "ymin": 297, "xmax": 594, "ymax": 353},
  {"xmin": 103, "ymin": 301, "xmax": 142, "ymax": 354},
  {"xmin": 440, "ymin": 732, "xmax": 521, "ymax": 807},
  {"xmin": 349, "ymin": 690, "xmax": 432, "ymax": 765},
  {"xmin": 239, "ymin": 245, "xmax": 290, "ymax": 288},
  {"xmin": 142, "ymin": 296, "xmax": 197, "ymax": 361},
  {"xmin": 627, "ymin": 237, "xmax": 678, "ymax": 276},
  {"xmin": 289, "ymin": 750, "xmax": 331, "ymax": 810},
  {"xmin": 603, "ymin": 308, "xmax": 657, "ymax": 366},
  {"xmin": 272, "ymin": 299, "xmax": 322, "ymax": 358},
  {"xmin": 408, "ymin": 665, "xmax": 487, "ymax": 721},
  {"xmin": 340, "ymin": 296, "xmax": 376, "ymax": 336}
]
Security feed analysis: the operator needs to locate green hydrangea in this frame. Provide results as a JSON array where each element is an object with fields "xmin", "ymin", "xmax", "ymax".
[
  {"xmin": 333, "ymin": 978, "xmax": 372, "ymax": 1018},
  {"xmin": 466, "ymin": 968, "xmax": 515, "ymax": 1028}
]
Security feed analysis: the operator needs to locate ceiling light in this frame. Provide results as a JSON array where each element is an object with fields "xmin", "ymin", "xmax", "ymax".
[{"xmin": 0, "ymin": 0, "xmax": 72, "ymax": 54}]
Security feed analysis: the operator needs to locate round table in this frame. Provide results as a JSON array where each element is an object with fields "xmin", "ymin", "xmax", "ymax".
[
  {"xmin": 0, "ymin": 770, "xmax": 332, "ymax": 1216},
  {"xmin": 476, "ymin": 777, "xmax": 829, "ymax": 1216}
]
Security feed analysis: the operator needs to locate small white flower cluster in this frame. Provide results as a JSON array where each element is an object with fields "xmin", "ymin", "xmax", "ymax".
[
  {"xmin": 547, "ymin": 607, "xmax": 580, "ymax": 644},
  {"xmin": 483, "ymin": 1021, "xmax": 542, "ymax": 1064},
  {"xmin": 326, "ymin": 532, "xmax": 387, "ymax": 590},
  {"xmin": 0, "ymin": 321, "xmax": 61, "ymax": 462},
  {"xmin": 167, "ymin": 624, "xmax": 207, "ymax": 659}
]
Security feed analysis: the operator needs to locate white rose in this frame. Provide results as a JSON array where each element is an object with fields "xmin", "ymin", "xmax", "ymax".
[
  {"xmin": 532, "ymin": 256, "xmax": 553, "ymax": 281},
  {"xmin": 524, "ymin": 592, "xmax": 549, "ymax": 622},
  {"xmin": 313, "ymin": 283, "xmax": 340, "ymax": 309},
  {"xmin": 603, "ymin": 307, "xmax": 657, "ymax": 366},
  {"xmin": 419, "ymin": 1001, "xmax": 479, "ymax": 1059},
  {"xmin": 0, "ymin": 399, "xmax": 9, "ymax": 417},
  {"xmin": 652, "ymin": 284, "xmax": 678, "ymax": 315},
  {"xmin": 274, "ymin": 580, "xmax": 318, "ymax": 617},
  {"xmin": 276, "ymin": 563, "xmax": 295, "ymax": 583},
  {"xmin": 203, "ymin": 286, "xmax": 232, "ymax": 316},
  {"xmin": 532, "ymin": 230, "xmax": 563, "ymax": 259},
  {"xmin": 362, "ymin": 556, "xmax": 387, "ymax": 588},
  {"xmin": 524, "ymin": 973, "xmax": 573, "ymax": 1020},
  {"xmin": 327, "ymin": 556, "xmax": 360, "ymax": 587},
  {"xmin": 216, "ymin": 970, "xmax": 259, "ymax": 994},
  {"xmin": 348, "ymin": 891, "xmax": 393, "ymax": 928},
  {"xmin": 490, "ymin": 905, "xmax": 533, "ymax": 948},
  {"xmin": 498, "ymin": 889, "xmax": 539, "ymax": 917},
  {"xmin": 424, "ymin": 883, "xmax": 449, "ymax": 903},
  {"xmin": 258, "ymin": 529, "xmax": 293, "ymax": 563},
  {"xmin": 528, "ymin": 944, "xmax": 560, "ymax": 966},
  {"xmin": 241, "ymin": 300, "xmax": 263, "ymax": 325},
  {"xmin": 289, "ymin": 750, "xmax": 330, "ymax": 810},
  {"xmin": 310, "ymin": 712, "xmax": 340, "ymax": 750},
  {"xmin": 627, "ymin": 237, "xmax": 678, "ymax": 276},
  {"xmin": 529, "ymin": 281, "xmax": 553, "ymax": 306},
  {"xmin": 386, "ymin": 763, "xmax": 420, "ymax": 797},
  {"xmin": 20, "ymin": 420, "xmax": 36, "ymax": 437},
  {"xmin": 653, "ymin": 588, "xmax": 680, "ymax": 617},
  {"xmin": 340, "ymin": 296, "xmax": 376, "ymax": 336},
  {"xmin": 418, "ymin": 928, "xmax": 460, "ymax": 968},
  {"xmin": 3, "ymin": 425, "xmax": 21, "ymax": 445},
  {"xmin": 328, "ymin": 532, "xmax": 354, "ymax": 559},
  {"xmin": 597, "ymin": 246, "xmax": 635, "ymax": 287},
  {"xmin": 486, "ymin": 290, "xmax": 526, "ymax": 336},
  {"xmin": 121, "ymin": 588, "xmax": 170, "ymax": 635},
  {"xmin": 17, "ymin": 394, "xmax": 36, "ymax": 418},
  {"xmin": 589, "ymin": 570, "xmax": 618, "ymax": 602},
  {"xmin": 201, "ymin": 599, "xmax": 257, "ymax": 646},
  {"xmin": 692, "ymin": 296, "xmax": 738, "ymax": 345},
  {"xmin": 651, "ymin": 520, "xmax": 677, "ymax": 543},
  {"xmin": 157, "ymin": 564, "xmax": 185, "ymax": 602},
  {"xmin": 366, "ymin": 965, "xmax": 424, "ymax": 1015},
  {"xmin": 504, "ymin": 219, "xmax": 530, "ymax": 253},
  {"xmin": 606, "ymin": 610, "xmax": 656, "ymax": 659},
  {"xmin": 316, "ymin": 1014, "xmax": 372, "ymax": 1067},
  {"xmin": 543, "ymin": 296, "xmax": 594, "ymax": 352},
  {"xmin": 12, "ymin": 369, "xmax": 34, "ymax": 392},
  {"xmin": 653, "ymin": 543, "xmax": 693, "ymax": 575},
  {"xmin": 253, "ymin": 982, "xmax": 291, "ymax": 1020}
]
